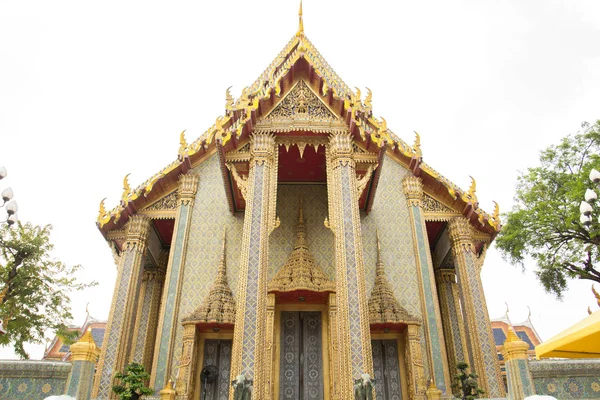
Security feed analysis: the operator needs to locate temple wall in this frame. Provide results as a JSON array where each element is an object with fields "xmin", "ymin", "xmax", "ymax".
[
  {"xmin": 168, "ymin": 154, "xmax": 245, "ymax": 377},
  {"xmin": 530, "ymin": 359, "xmax": 600, "ymax": 399},
  {"xmin": 268, "ymin": 184, "xmax": 334, "ymax": 279},
  {"xmin": 360, "ymin": 156, "xmax": 430, "ymax": 377},
  {"xmin": 0, "ymin": 360, "xmax": 71, "ymax": 400},
  {"xmin": 360, "ymin": 156, "xmax": 420, "ymax": 317}
]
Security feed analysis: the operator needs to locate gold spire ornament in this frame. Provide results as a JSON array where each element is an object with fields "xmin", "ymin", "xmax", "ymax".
[
  {"xmin": 368, "ymin": 230, "xmax": 420, "ymax": 325},
  {"xmin": 296, "ymin": 0, "xmax": 304, "ymax": 36},
  {"xmin": 183, "ymin": 230, "xmax": 236, "ymax": 324},
  {"xmin": 269, "ymin": 201, "xmax": 335, "ymax": 293}
]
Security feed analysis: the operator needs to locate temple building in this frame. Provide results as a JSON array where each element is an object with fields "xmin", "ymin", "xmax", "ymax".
[{"xmin": 92, "ymin": 5, "xmax": 505, "ymax": 399}]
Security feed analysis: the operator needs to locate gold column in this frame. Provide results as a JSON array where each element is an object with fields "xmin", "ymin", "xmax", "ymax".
[
  {"xmin": 327, "ymin": 293, "xmax": 340, "ymax": 400},
  {"xmin": 435, "ymin": 268, "xmax": 469, "ymax": 392},
  {"xmin": 230, "ymin": 133, "xmax": 278, "ymax": 398},
  {"xmin": 264, "ymin": 293, "xmax": 276, "ymax": 399},
  {"xmin": 402, "ymin": 176, "xmax": 451, "ymax": 394},
  {"xmin": 448, "ymin": 217, "xmax": 505, "ymax": 398},
  {"xmin": 131, "ymin": 263, "xmax": 166, "ymax": 373},
  {"xmin": 93, "ymin": 214, "xmax": 152, "ymax": 399},
  {"xmin": 502, "ymin": 328, "xmax": 535, "ymax": 400},
  {"xmin": 151, "ymin": 174, "xmax": 199, "ymax": 391},
  {"xmin": 175, "ymin": 323, "xmax": 198, "ymax": 400},
  {"xmin": 405, "ymin": 324, "xmax": 427, "ymax": 400},
  {"xmin": 325, "ymin": 133, "xmax": 373, "ymax": 397}
]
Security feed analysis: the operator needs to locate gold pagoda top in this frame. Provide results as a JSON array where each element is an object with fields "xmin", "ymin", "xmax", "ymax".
[
  {"xmin": 183, "ymin": 231, "xmax": 235, "ymax": 325},
  {"xmin": 269, "ymin": 202, "xmax": 335, "ymax": 293},
  {"xmin": 368, "ymin": 232, "xmax": 420, "ymax": 325},
  {"xmin": 97, "ymin": 3, "xmax": 500, "ymax": 238}
]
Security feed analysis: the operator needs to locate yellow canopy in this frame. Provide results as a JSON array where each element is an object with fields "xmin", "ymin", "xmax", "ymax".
[{"xmin": 535, "ymin": 310, "xmax": 600, "ymax": 359}]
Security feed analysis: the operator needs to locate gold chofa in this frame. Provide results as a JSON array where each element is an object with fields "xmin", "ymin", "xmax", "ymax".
[
  {"xmin": 297, "ymin": 0, "xmax": 304, "ymax": 36},
  {"xmin": 368, "ymin": 231, "xmax": 420, "ymax": 325},
  {"xmin": 268, "ymin": 202, "xmax": 335, "ymax": 293},
  {"xmin": 183, "ymin": 230, "xmax": 235, "ymax": 324}
]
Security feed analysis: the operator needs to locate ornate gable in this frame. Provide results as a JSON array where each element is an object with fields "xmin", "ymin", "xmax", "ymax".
[{"xmin": 267, "ymin": 80, "xmax": 336, "ymax": 121}]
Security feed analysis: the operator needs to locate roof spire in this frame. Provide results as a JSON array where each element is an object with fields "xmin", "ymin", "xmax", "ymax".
[
  {"xmin": 218, "ymin": 228, "xmax": 227, "ymax": 278},
  {"xmin": 375, "ymin": 229, "xmax": 384, "ymax": 276},
  {"xmin": 295, "ymin": 198, "xmax": 308, "ymax": 248},
  {"xmin": 296, "ymin": 0, "xmax": 304, "ymax": 36}
]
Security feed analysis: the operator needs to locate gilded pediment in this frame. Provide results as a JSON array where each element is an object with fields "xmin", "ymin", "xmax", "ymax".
[{"xmin": 267, "ymin": 80, "xmax": 337, "ymax": 121}]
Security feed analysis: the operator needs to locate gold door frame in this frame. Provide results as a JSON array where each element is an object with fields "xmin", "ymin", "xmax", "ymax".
[
  {"xmin": 371, "ymin": 331, "xmax": 410, "ymax": 400},
  {"xmin": 270, "ymin": 302, "xmax": 331, "ymax": 400}
]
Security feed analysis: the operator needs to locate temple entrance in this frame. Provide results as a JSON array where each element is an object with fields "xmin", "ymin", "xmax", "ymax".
[
  {"xmin": 278, "ymin": 311, "xmax": 325, "ymax": 400},
  {"xmin": 198, "ymin": 338, "xmax": 233, "ymax": 400},
  {"xmin": 372, "ymin": 339, "xmax": 404, "ymax": 400}
]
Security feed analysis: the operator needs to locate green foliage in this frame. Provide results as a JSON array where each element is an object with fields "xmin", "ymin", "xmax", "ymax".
[
  {"xmin": 112, "ymin": 362, "xmax": 154, "ymax": 400},
  {"xmin": 453, "ymin": 361, "xmax": 484, "ymax": 400},
  {"xmin": 0, "ymin": 222, "xmax": 96, "ymax": 358},
  {"xmin": 496, "ymin": 120, "xmax": 600, "ymax": 297}
]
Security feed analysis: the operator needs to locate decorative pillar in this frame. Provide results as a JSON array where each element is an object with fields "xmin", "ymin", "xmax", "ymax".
[
  {"xmin": 435, "ymin": 268, "xmax": 469, "ymax": 392},
  {"xmin": 175, "ymin": 323, "xmax": 197, "ymax": 399},
  {"xmin": 131, "ymin": 253, "xmax": 167, "ymax": 372},
  {"xmin": 502, "ymin": 327, "xmax": 535, "ymax": 400},
  {"xmin": 326, "ymin": 133, "xmax": 373, "ymax": 397},
  {"xmin": 402, "ymin": 176, "xmax": 451, "ymax": 394},
  {"xmin": 328, "ymin": 293, "xmax": 340, "ymax": 400},
  {"xmin": 93, "ymin": 214, "xmax": 152, "ymax": 399},
  {"xmin": 448, "ymin": 217, "xmax": 505, "ymax": 398},
  {"xmin": 230, "ymin": 133, "xmax": 278, "ymax": 398},
  {"xmin": 151, "ymin": 174, "xmax": 199, "ymax": 391},
  {"xmin": 66, "ymin": 329, "xmax": 100, "ymax": 400},
  {"xmin": 405, "ymin": 324, "xmax": 427, "ymax": 400},
  {"xmin": 264, "ymin": 293, "xmax": 276, "ymax": 400}
]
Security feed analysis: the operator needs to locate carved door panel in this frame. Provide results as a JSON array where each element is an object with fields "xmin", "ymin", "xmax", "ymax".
[
  {"xmin": 279, "ymin": 311, "xmax": 324, "ymax": 400},
  {"xmin": 372, "ymin": 339, "xmax": 403, "ymax": 400},
  {"xmin": 201, "ymin": 339, "xmax": 232, "ymax": 400}
]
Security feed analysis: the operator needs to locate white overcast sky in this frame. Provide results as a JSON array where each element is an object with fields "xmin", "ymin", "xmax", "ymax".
[{"xmin": 1, "ymin": 0, "xmax": 600, "ymax": 359}]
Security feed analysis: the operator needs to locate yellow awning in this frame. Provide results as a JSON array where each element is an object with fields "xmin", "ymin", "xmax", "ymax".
[{"xmin": 535, "ymin": 310, "xmax": 600, "ymax": 359}]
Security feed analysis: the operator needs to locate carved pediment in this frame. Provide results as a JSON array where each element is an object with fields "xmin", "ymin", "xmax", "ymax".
[
  {"xmin": 267, "ymin": 80, "xmax": 337, "ymax": 121},
  {"xmin": 142, "ymin": 191, "xmax": 178, "ymax": 211}
]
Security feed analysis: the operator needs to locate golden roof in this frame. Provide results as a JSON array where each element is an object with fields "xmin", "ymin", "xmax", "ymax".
[
  {"xmin": 183, "ymin": 231, "xmax": 235, "ymax": 325},
  {"xmin": 369, "ymin": 232, "xmax": 420, "ymax": 325},
  {"xmin": 269, "ymin": 202, "xmax": 335, "ymax": 293},
  {"xmin": 97, "ymin": 5, "xmax": 500, "ymax": 235}
]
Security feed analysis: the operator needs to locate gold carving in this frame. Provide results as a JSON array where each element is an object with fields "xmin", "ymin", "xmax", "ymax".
[
  {"xmin": 269, "ymin": 203, "xmax": 335, "ymax": 293},
  {"xmin": 368, "ymin": 232, "xmax": 420, "ymax": 325},
  {"xmin": 405, "ymin": 324, "xmax": 427, "ymax": 400},
  {"xmin": 422, "ymin": 195, "xmax": 453, "ymax": 214},
  {"xmin": 178, "ymin": 130, "xmax": 188, "ymax": 158},
  {"xmin": 124, "ymin": 215, "xmax": 152, "ymax": 252},
  {"xmin": 183, "ymin": 231, "xmax": 235, "ymax": 325},
  {"xmin": 268, "ymin": 80, "xmax": 336, "ymax": 121},
  {"xmin": 178, "ymin": 174, "xmax": 199, "ymax": 206},
  {"xmin": 447, "ymin": 217, "xmax": 474, "ymax": 253},
  {"xmin": 226, "ymin": 163, "xmax": 248, "ymax": 200},
  {"xmin": 402, "ymin": 176, "xmax": 423, "ymax": 207},
  {"xmin": 143, "ymin": 192, "xmax": 179, "ymax": 211},
  {"xmin": 356, "ymin": 164, "xmax": 377, "ymax": 199},
  {"xmin": 461, "ymin": 176, "xmax": 477, "ymax": 204}
]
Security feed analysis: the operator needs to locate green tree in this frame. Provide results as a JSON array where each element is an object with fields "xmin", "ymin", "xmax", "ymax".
[
  {"xmin": 112, "ymin": 362, "xmax": 154, "ymax": 400},
  {"xmin": 496, "ymin": 120, "xmax": 600, "ymax": 297},
  {"xmin": 0, "ymin": 222, "xmax": 95, "ymax": 358},
  {"xmin": 454, "ymin": 361, "xmax": 484, "ymax": 400}
]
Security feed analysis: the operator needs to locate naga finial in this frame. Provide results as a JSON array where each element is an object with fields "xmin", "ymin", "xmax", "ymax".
[
  {"xmin": 296, "ymin": 0, "xmax": 304, "ymax": 36},
  {"xmin": 225, "ymin": 86, "xmax": 234, "ymax": 110},
  {"xmin": 178, "ymin": 130, "xmax": 188, "ymax": 156},
  {"xmin": 379, "ymin": 117, "xmax": 387, "ymax": 132},
  {"xmin": 467, "ymin": 176, "xmax": 477, "ymax": 200},
  {"xmin": 122, "ymin": 173, "xmax": 132, "ymax": 202},
  {"xmin": 98, "ymin": 198, "xmax": 107, "ymax": 219},
  {"xmin": 413, "ymin": 131, "xmax": 422, "ymax": 157},
  {"xmin": 364, "ymin": 87, "xmax": 373, "ymax": 109},
  {"xmin": 491, "ymin": 201, "xmax": 501, "ymax": 228},
  {"xmin": 354, "ymin": 87, "xmax": 362, "ymax": 105}
]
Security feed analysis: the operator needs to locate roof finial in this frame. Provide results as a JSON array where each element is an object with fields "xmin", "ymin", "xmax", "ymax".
[
  {"xmin": 295, "ymin": 198, "xmax": 307, "ymax": 248},
  {"xmin": 296, "ymin": 0, "xmax": 304, "ymax": 36},
  {"xmin": 375, "ymin": 229, "xmax": 384, "ymax": 276},
  {"xmin": 217, "ymin": 228, "xmax": 227, "ymax": 277}
]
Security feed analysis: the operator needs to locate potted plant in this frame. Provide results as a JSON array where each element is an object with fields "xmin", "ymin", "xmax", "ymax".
[
  {"xmin": 112, "ymin": 362, "xmax": 154, "ymax": 400},
  {"xmin": 454, "ymin": 361, "xmax": 485, "ymax": 400}
]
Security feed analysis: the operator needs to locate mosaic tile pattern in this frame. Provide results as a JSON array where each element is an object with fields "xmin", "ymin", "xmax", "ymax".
[
  {"xmin": 66, "ymin": 360, "xmax": 95, "ymax": 400},
  {"xmin": 341, "ymin": 166, "xmax": 365, "ymax": 379},
  {"xmin": 241, "ymin": 163, "xmax": 266, "ymax": 376},
  {"xmin": 97, "ymin": 248, "xmax": 138, "ymax": 398},
  {"xmin": 531, "ymin": 360, "xmax": 600, "ymax": 400},
  {"xmin": 0, "ymin": 360, "xmax": 71, "ymax": 400},
  {"xmin": 462, "ymin": 254, "xmax": 501, "ymax": 397},
  {"xmin": 269, "ymin": 185, "xmax": 334, "ymax": 280},
  {"xmin": 360, "ymin": 158, "xmax": 429, "ymax": 378},
  {"xmin": 444, "ymin": 280, "xmax": 466, "ymax": 362},
  {"xmin": 412, "ymin": 206, "xmax": 446, "ymax": 393},
  {"xmin": 168, "ymin": 155, "xmax": 244, "ymax": 383},
  {"xmin": 154, "ymin": 204, "xmax": 189, "ymax": 391},
  {"xmin": 133, "ymin": 274, "xmax": 156, "ymax": 362}
]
